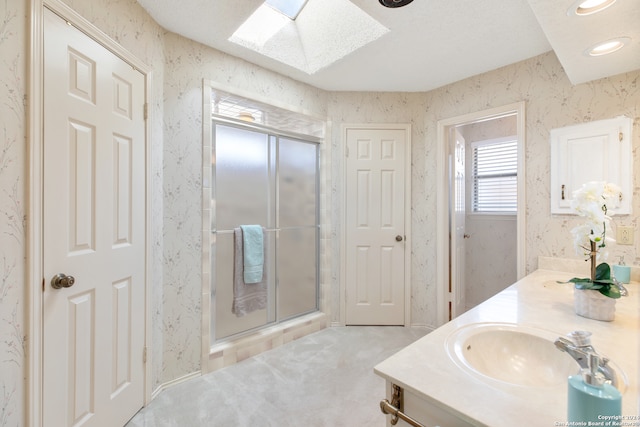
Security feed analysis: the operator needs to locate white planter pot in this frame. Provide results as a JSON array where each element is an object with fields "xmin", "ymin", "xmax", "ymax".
[{"xmin": 574, "ymin": 288, "xmax": 616, "ymax": 321}]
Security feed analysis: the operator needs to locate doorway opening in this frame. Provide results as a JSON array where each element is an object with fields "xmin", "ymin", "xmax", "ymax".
[{"xmin": 436, "ymin": 102, "xmax": 526, "ymax": 325}]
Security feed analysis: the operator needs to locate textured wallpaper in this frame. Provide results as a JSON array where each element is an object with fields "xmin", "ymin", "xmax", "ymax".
[
  {"xmin": 0, "ymin": 0, "xmax": 26, "ymax": 424},
  {"xmin": 2, "ymin": 1, "xmax": 640, "ymax": 425},
  {"xmin": 430, "ymin": 53, "xmax": 640, "ymax": 324},
  {"xmin": 161, "ymin": 32, "xmax": 328, "ymax": 381},
  {"xmin": 329, "ymin": 53, "xmax": 639, "ymax": 328}
]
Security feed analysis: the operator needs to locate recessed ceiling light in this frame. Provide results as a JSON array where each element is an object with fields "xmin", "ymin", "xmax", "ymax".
[
  {"xmin": 569, "ymin": 0, "xmax": 617, "ymax": 16},
  {"xmin": 586, "ymin": 37, "xmax": 630, "ymax": 56}
]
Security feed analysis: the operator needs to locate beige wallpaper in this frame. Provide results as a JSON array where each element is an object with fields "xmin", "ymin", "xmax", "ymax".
[
  {"xmin": 328, "ymin": 58, "xmax": 639, "ymax": 328},
  {"xmin": 2, "ymin": 1, "xmax": 639, "ymax": 425},
  {"xmin": 420, "ymin": 53, "xmax": 640, "ymax": 326},
  {"xmin": 161, "ymin": 31, "xmax": 328, "ymax": 380},
  {"xmin": 1, "ymin": 0, "xmax": 27, "ymax": 424}
]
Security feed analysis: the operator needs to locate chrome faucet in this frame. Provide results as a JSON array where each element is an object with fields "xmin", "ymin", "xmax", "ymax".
[{"xmin": 554, "ymin": 331, "xmax": 618, "ymax": 389}]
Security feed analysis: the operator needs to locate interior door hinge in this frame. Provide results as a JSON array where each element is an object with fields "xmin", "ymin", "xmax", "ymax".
[
  {"xmin": 619, "ymin": 131, "xmax": 623, "ymax": 142},
  {"xmin": 143, "ymin": 103, "xmax": 148, "ymax": 120},
  {"xmin": 42, "ymin": 277, "xmax": 45, "ymax": 292},
  {"xmin": 143, "ymin": 346, "xmax": 147, "ymax": 364}
]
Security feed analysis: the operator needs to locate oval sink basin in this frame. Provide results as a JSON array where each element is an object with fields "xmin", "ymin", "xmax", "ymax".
[{"xmin": 446, "ymin": 323, "xmax": 577, "ymax": 388}]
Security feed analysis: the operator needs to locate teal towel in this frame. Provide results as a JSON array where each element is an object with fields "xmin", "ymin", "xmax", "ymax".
[{"xmin": 240, "ymin": 225, "xmax": 264, "ymax": 284}]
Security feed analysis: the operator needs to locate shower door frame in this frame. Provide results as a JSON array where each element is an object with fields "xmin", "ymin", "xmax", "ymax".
[
  {"xmin": 201, "ymin": 80, "xmax": 326, "ymax": 368},
  {"xmin": 209, "ymin": 120, "xmax": 321, "ymax": 343}
]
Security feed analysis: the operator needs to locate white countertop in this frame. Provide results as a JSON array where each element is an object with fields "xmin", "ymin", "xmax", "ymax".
[{"xmin": 374, "ymin": 269, "xmax": 640, "ymax": 427}]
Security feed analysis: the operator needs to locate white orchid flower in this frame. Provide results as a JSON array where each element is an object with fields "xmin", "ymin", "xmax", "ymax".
[{"xmin": 570, "ymin": 181, "xmax": 618, "ymax": 263}]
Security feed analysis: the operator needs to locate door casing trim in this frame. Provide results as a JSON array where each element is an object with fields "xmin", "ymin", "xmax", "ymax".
[
  {"xmin": 435, "ymin": 102, "xmax": 526, "ymax": 326},
  {"xmin": 28, "ymin": 1, "xmax": 153, "ymax": 425},
  {"xmin": 339, "ymin": 123, "xmax": 412, "ymax": 327}
]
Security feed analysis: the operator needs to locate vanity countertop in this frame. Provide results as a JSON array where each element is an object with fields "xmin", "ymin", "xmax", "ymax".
[{"xmin": 374, "ymin": 269, "xmax": 639, "ymax": 427}]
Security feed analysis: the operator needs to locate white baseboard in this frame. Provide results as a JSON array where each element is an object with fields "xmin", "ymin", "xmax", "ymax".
[{"xmin": 150, "ymin": 370, "xmax": 202, "ymax": 400}]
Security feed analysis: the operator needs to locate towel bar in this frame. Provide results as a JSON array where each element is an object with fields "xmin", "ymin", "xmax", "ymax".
[
  {"xmin": 379, "ymin": 384, "xmax": 426, "ymax": 427},
  {"xmin": 213, "ymin": 227, "xmax": 317, "ymax": 235}
]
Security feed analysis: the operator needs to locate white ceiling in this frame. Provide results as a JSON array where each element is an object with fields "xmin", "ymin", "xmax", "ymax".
[{"xmin": 135, "ymin": 0, "xmax": 640, "ymax": 92}]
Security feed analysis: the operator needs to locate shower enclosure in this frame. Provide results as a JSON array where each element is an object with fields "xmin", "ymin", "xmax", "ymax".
[{"xmin": 211, "ymin": 121, "xmax": 319, "ymax": 342}]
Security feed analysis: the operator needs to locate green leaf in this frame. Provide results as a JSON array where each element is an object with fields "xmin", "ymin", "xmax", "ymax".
[
  {"xmin": 575, "ymin": 282, "xmax": 602, "ymax": 290},
  {"xmin": 595, "ymin": 263, "xmax": 611, "ymax": 281},
  {"xmin": 559, "ymin": 268, "xmax": 620, "ymax": 299},
  {"xmin": 599, "ymin": 285, "xmax": 621, "ymax": 299},
  {"xmin": 567, "ymin": 277, "xmax": 592, "ymax": 283}
]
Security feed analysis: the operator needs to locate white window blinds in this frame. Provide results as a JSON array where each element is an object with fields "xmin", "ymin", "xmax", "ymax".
[{"xmin": 472, "ymin": 138, "xmax": 518, "ymax": 213}]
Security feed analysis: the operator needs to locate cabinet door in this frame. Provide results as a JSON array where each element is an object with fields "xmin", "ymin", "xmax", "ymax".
[{"xmin": 550, "ymin": 116, "xmax": 632, "ymax": 215}]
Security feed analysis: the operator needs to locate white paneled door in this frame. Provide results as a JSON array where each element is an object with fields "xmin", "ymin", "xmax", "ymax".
[
  {"xmin": 345, "ymin": 128, "xmax": 406, "ymax": 325},
  {"xmin": 450, "ymin": 128, "xmax": 466, "ymax": 319},
  {"xmin": 43, "ymin": 9, "xmax": 146, "ymax": 426}
]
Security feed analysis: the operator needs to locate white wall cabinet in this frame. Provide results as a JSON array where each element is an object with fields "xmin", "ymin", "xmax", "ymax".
[{"xmin": 550, "ymin": 116, "xmax": 632, "ymax": 215}]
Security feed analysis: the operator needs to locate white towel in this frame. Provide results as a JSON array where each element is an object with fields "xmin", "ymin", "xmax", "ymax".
[{"xmin": 232, "ymin": 227, "xmax": 268, "ymax": 317}]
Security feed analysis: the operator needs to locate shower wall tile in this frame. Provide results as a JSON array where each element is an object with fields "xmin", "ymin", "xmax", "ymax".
[{"xmin": 207, "ymin": 313, "xmax": 327, "ymax": 373}]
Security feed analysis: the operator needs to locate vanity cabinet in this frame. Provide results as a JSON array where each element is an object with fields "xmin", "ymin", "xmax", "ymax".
[
  {"xmin": 382, "ymin": 382, "xmax": 475, "ymax": 427},
  {"xmin": 374, "ymin": 268, "xmax": 639, "ymax": 427},
  {"xmin": 550, "ymin": 116, "xmax": 632, "ymax": 215}
]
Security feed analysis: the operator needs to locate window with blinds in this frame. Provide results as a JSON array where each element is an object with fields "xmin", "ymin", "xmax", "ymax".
[{"xmin": 471, "ymin": 137, "xmax": 517, "ymax": 213}]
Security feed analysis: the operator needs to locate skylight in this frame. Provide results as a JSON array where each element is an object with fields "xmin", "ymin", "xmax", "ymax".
[
  {"xmin": 229, "ymin": 0, "xmax": 389, "ymax": 75},
  {"xmin": 265, "ymin": 0, "xmax": 309, "ymax": 20}
]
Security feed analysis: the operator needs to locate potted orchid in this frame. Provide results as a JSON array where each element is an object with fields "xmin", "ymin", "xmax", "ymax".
[
  {"xmin": 564, "ymin": 181, "xmax": 622, "ymax": 320},
  {"xmin": 567, "ymin": 181, "xmax": 622, "ymax": 297}
]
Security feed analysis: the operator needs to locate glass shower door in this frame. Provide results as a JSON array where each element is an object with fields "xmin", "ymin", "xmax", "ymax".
[
  {"xmin": 277, "ymin": 137, "xmax": 318, "ymax": 320},
  {"xmin": 212, "ymin": 123, "xmax": 319, "ymax": 342},
  {"xmin": 212, "ymin": 124, "xmax": 276, "ymax": 340}
]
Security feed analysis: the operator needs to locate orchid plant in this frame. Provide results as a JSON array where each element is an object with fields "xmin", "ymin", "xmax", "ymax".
[{"xmin": 564, "ymin": 181, "xmax": 622, "ymax": 299}]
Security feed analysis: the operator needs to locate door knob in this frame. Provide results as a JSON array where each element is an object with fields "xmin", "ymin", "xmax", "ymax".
[
  {"xmin": 395, "ymin": 235, "xmax": 403, "ymax": 242},
  {"xmin": 51, "ymin": 273, "xmax": 75, "ymax": 289}
]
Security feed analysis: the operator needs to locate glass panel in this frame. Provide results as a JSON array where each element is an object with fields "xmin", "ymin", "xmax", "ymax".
[
  {"xmin": 277, "ymin": 227, "xmax": 317, "ymax": 320},
  {"xmin": 211, "ymin": 89, "xmax": 325, "ymax": 138},
  {"xmin": 265, "ymin": 0, "xmax": 309, "ymax": 19},
  {"xmin": 214, "ymin": 125, "xmax": 270, "ymax": 230},
  {"xmin": 278, "ymin": 138, "xmax": 318, "ymax": 228},
  {"xmin": 211, "ymin": 121, "xmax": 319, "ymax": 343},
  {"xmin": 213, "ymin": 231, "xmax": 276, "ymax": 340}
]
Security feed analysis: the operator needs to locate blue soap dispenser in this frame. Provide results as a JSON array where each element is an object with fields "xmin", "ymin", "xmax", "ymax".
[{"xmin": 568, "ymin": 353, "xmax": 622, "ymax": 423}]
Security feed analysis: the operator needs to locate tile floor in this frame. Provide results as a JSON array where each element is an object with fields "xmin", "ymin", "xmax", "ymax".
[{"xmin": 126, "ymin": 326, "xmax": 429, "ymax": 427}]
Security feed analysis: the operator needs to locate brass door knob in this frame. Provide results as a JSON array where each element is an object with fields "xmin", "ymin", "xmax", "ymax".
[
  {"xmin": 395, "ymin": 235, "xmax": 403, "ymax": 242},
  {"xmin": 51, "ymin": 273, "xmax": 75, "ymax": 289}
]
